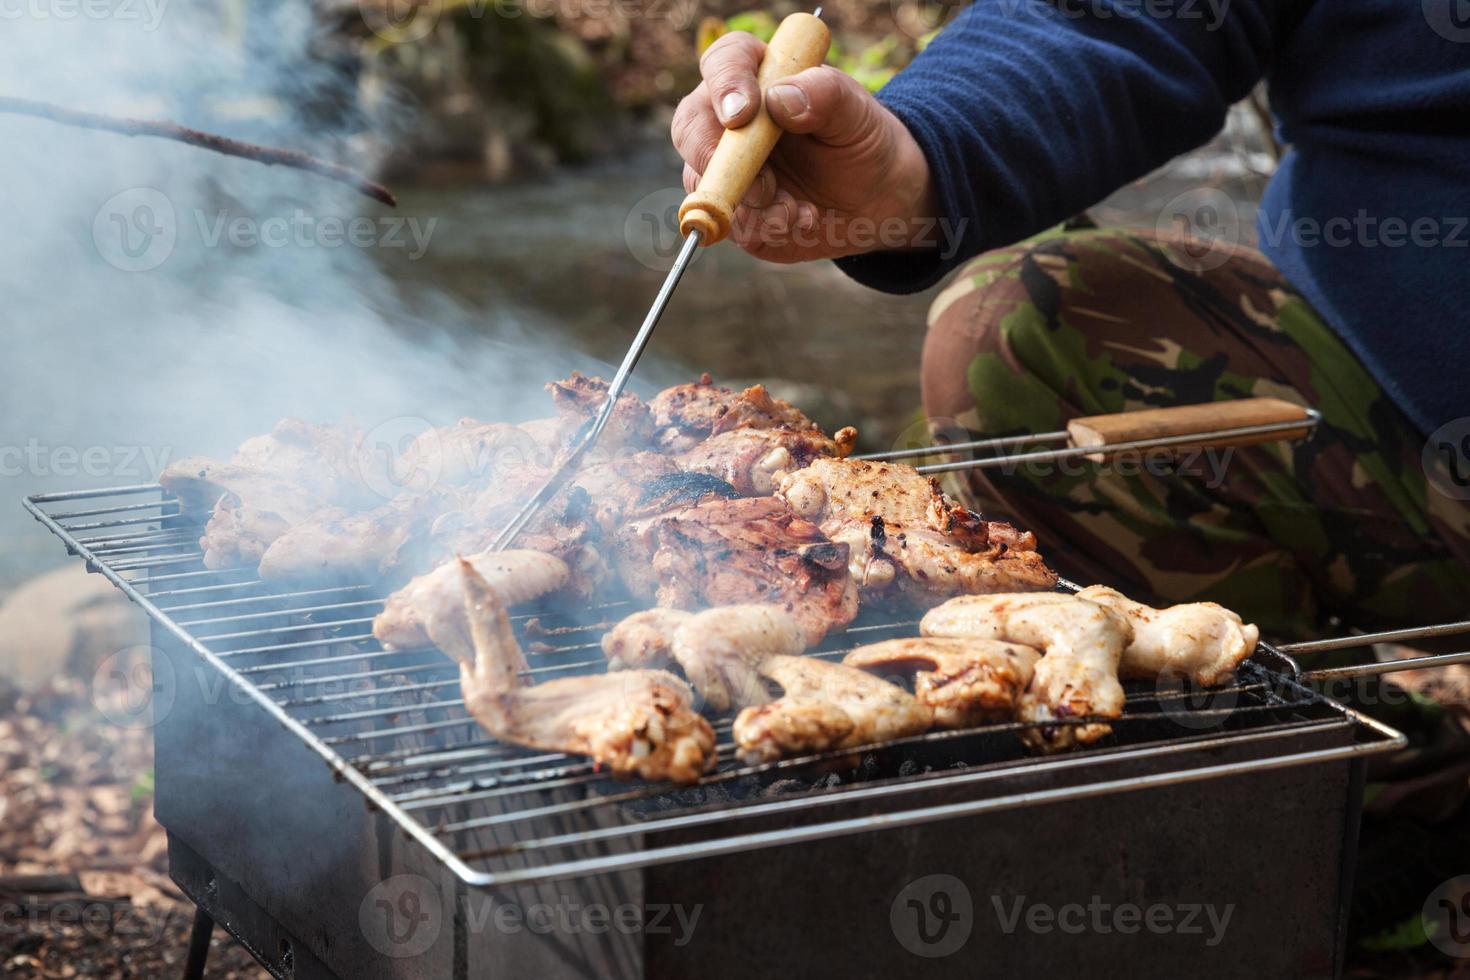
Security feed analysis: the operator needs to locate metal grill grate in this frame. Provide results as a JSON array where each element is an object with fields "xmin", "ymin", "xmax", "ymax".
[{"xmin": 24, "ymin": 483, "xmax": 1406, "ymax": 887}]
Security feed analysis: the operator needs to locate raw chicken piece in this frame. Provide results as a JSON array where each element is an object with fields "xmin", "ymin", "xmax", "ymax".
[
  {"xmin": 1075, "ymin": 586, "xmax": 1259, "ymax": 687},
  {"xmin": 733, "ymin": 655, "xmax": 932, "ymax": 765},
  {"xmin": 615, "ymin": 496, "xmax": 858, "ymax": 645},
  {"xmin": 777, "ymin": 458, "xmax": 1056, "ymax": 604},
  {"xmin": 843, "ymin": 637, "xmax": 1041, "ymax": 729},
  {"xmin": 453, "ymin": 560, "xmax": 715, "ymax": 784},
  {"xmin": 921, "ymin": 594, "xmax": 1133, "ymax": 750},
  {"xmin": 374, "ymin": 549, "xmax": 571, "ymax": 652},
  {"xmin": 602, "ymin": 605, "xmax": 808, "ymax": 712}
]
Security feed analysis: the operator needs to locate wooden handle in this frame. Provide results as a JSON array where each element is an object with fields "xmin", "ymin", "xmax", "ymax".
[
  {"xmin": 678, "ymin": 12, "xmax": 831, "ymax": 245},
  {"xmin": 1067, "ymin": 398, "xmax": 1315, "ymax": 462}
]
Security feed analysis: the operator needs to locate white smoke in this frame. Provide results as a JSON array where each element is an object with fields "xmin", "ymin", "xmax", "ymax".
[{"xmin": 0, "ymin": 3, "xmax": 604, "ymax": 583}]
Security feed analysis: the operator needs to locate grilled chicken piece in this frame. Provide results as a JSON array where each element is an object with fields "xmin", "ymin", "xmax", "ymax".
[
  {"xmin": 652, "ymin": 376, "xmax": 857, "ymax": 491},
  {"xmin": 393, "ymin": 420, "xmax": 544, "ymax": 492},
  {"xmin": 651, "ymin": 375, "xmax": 824, "ymax": 450},
  {"xmin": 453, "ymin": 560, "xmax": 715, "ymax": 784},
  {"xmin": 677, "ymin": 426, "xmax": 858, "ymax": 496},
  {"xmin": 617, "ymin": 496, "xmax": 859, "ymax": 645},
  {"xmin": 161, "ymin": 418, "xmax": 370, "ymax": 517},
  {"xmin": 921, "ymin": 594, "xmax": 1133, "ymax": 750},
  {"xmin": 423, "ymin": 452, "xmax": 690, "ymax": 599},
  {"xmin": 1075, "ymin": 586, "xmax": 1259, "ymax": 687},
  {"xmin": 546, "ymin": 372, "xmax": 654, "ymax": 453},
  {"xmin": 194, "ymin": 484, "xmax": 327, "ymax": 570},
  {"xmin": 733, "ymin": 655, "xmax": 932, "ymax": 765},
  {"xmin": 162, "ymin": 419, "xmax": 380, "ymax": 568},
  {"xmin": 777, "ymin": 458, "xmax": 1057, "ymax": 603},
  {"xmin": 255, "ymin": 489, "xmax": 461, "ymax": 586},
  {"xmin": 602, "ymin": 605, "xmax": 807, "ymax": 712},
  {"xmin": 843, "ymin": 638, "xmax": 1041, "ymax": 729},
  {"xmin": 375, "ymin": 549, "xmax": 571, "ymax": 651}
]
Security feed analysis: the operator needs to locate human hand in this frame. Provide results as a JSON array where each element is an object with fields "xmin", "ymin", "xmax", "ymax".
[{"xmin": 671, "ymin": 31, "xmax": 938, "ymax": 263}]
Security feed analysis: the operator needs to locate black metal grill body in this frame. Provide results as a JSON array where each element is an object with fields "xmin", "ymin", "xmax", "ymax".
[{"xmin": 25, "ymin": 486, "xmax": 1402, "ymax": 979}]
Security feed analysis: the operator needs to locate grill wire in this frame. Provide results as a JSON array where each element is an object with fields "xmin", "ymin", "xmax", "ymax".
[{"xmin": 26, "ymin": 484, "xmax": 1374, "ymax": 885}]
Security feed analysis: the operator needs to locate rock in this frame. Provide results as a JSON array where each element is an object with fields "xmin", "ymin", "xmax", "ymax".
[{"xmin": 0, "ymin": 566, "xmax": 147, "ymax": 693}]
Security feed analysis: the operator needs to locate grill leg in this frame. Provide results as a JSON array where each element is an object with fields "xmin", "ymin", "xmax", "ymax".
[{"xmin": 182, "ymin": 905, "xmax": 214, "ymax": 980}]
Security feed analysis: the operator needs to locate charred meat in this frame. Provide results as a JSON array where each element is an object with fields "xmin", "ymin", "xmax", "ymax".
[
  {"xmin": 616, "ymin": 496, "xmax": 859, "ymax": 645},
  {"xmin": 778, "ymin": 458, "xmax": 1056, "ymax": 603}
]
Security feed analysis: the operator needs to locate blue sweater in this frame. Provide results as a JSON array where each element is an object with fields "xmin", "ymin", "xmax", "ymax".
[{"xmin": 836, "ymin": 0, "xmax": 1470, "ymax": 435}]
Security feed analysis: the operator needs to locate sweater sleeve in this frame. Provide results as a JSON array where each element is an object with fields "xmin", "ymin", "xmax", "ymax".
[{"xmin": 835, "ymin": 0, "xmax": 1287, "ymax": 293}]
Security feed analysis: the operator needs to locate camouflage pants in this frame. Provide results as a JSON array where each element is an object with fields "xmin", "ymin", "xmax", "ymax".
[{"xmin": 921, "ymin": 228, "xmax": 1470, "ymax": 638}]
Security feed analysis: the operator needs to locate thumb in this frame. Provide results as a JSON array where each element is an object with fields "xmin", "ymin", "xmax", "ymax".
[{"xmin": 763, "ymin": 65, "xmax": 879, "ymax": 145}]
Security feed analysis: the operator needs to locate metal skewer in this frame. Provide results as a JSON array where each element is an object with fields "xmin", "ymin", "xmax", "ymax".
[
  {"xmin": 864, "ymin": 403, "xmax": 1322, "ymax": 474},
  {"xmin": 491, "ymin": 10, "xmax": 832, "ymax": 551},
  {"xmin": 490, "ymin": 231, "xmax": 701, "ymax": 550}
]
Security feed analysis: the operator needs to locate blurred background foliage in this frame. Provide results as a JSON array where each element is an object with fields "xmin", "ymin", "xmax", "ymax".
[{"xmin": 332, "ymin": 0, "xmax": 957, "ymax": 181}]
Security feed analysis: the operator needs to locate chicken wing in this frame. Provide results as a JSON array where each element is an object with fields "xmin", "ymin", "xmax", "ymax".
[
  {"xmin": 1075, "ymin": 586, "xmax": 1259, "ymax": 687},
  {"xmin": 616, "ymin": 496, "xmax": 859, "ymax": 645},
  {"xmin": 843, "ymin": 637, "xmax": 1041, "ymax": 729},
  {"xmin": 374, "ymin": 549, "xmax": 571, "ymax": 651},
  {"xmin": 453, "ymin": 560, "xmax": 716, "ymax": 784},
  {"xmin": 602, "ymin": 605, "xmax": 808, "ymax": 712},
  {"xmin": 921, "ymin": 594, "xmax": 1133, "ymax": 750},
  {"xmin": 733, "ymin": 655, "xmax": 932, "ymax": 765},
  {"xmin": 601, "ymin": 608, "xmax": 693, "ymax": 670},
  {"xmin": 777, "ymin": 458, "xmax": 1056, "ymax": 604}
]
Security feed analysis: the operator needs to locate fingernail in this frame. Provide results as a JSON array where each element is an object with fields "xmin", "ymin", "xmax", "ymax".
[
  {"xmin": 719, "ymin": 91, "xmax": 749, "ymax": 124},
  {"xmin": 767, "ymin": 84, "xmax": 808, "ymax": 119}
]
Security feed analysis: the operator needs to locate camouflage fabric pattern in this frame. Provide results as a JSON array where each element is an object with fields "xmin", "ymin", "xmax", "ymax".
[{"xmin": 920, "ymin": 228, "xmax": 1470, "ymax": 638}]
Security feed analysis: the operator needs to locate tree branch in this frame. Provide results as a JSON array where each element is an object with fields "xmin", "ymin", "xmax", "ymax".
[{"xmin": 0, "ymin": 95, "xmax": 397, "ymax": 207}]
